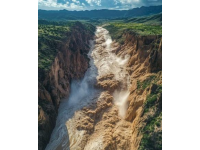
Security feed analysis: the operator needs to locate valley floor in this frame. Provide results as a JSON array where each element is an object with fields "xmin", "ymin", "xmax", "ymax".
[
  {"xmin": 45, "ymin": 27, "xmax": 134, "ymax": 150},
  {"xmin": 44, "ymin": 24, "xmax": 162, "ymax": 150}
]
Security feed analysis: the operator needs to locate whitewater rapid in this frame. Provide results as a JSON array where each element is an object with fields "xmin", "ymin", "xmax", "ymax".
[{"xmin": 45, "ymin": 27, "xmax": 130, "ymax": 150}]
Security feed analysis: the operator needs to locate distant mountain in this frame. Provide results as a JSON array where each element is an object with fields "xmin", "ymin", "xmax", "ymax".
[
  {"xmin": 38, "ymin": 5, "xmax": 162, "ymax": 21},
  {"xmin": 125, "ymin": 6, "xmax": 162, "ymax": 17},
  {"xmin": 125, "ymin": 13, "xmax": 162, "ymax": 25}
]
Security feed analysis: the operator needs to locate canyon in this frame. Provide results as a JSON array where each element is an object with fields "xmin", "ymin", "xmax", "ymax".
[
  {"xmin": 38, "ymin": 22, "xmax": 95, "ymax": 150},
  {"xmin": 38, "ymin": 23, "xmax": 162, "ymax": 150}
]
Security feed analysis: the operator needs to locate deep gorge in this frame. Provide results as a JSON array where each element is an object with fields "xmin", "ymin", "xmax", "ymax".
[
  {"xmin": 38, "ymin": 21, "xmax": 162, "ymax": 150},
  {"xmin": 38, "ymin": 22, "xmax": 96, "ymax": 150}
]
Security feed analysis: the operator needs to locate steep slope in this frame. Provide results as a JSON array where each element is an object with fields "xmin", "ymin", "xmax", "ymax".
[
  {"xmin": 39, "ymin": 19, "xmax": 162, "ymax": 149},
  {"xmin": 45, "ymin": 25, "xmax": 162, "ymax": 150},
  {"xmin": 45, "ymin": 27, "xmax": 132, "ymax": 150},
  {"xmin": 38, "ymin": 21, "xmax": 95, "ymax": 150},
  {"xmin": 124, "ymin": 33, "xmax": 162, "ymax": 150},
  {"xmin": 106, "ymin": 25, "xmax": 162, "ymax": 150}
]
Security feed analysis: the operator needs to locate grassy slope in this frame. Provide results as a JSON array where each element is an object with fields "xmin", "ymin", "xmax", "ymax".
[
  {"xmin": 137, "ymin": 75, "xmax": 162, "ymax": 150},
  {"xmin": 125, "ymin": 13, "xmax": 162, "ymax": 25},
  {"xmin": 38, "ymin": 20, "xmax": 95, "ymax": 71},
  {"xmin": 38, "ymin": 23, "xmax": 70, "ymax": 71},
  {"xmin": 104, "ymin": 13, "xmax": 162, "ymax": 44},
  {"xmin": 104, "ymin": 23, "xmax": 161, "ymax": 44}
]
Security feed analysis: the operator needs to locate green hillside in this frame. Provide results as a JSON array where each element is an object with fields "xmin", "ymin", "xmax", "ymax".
[{"xmin": 38, "ymin": 20, "xmax": 95, "ymax": 71}]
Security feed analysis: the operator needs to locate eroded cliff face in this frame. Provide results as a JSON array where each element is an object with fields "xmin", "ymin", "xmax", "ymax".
[
  {"xmin": 85, "ymin": 28, "xmax": 162, "ymax": 150},
  {"xmin": 87, "ymin": 30, "xmax": 162, "ymax": 150},
  {"xmin": 86, "ymin": 28, "xmax": 162, "ymax": 150},
  {"xmin": 45, "ymin": 27, "xmax": 162, "ymax": 150},
  {"xmin": 40, "ymin": 26, "xmax": 162, "ymax": 150},
  {"xmin": 121, "ymin": 32, "xmax": 162, "ymax": 150},
  {"xmin": 38, "ymin": 22, "xmax": 95, "ymax": 150}
]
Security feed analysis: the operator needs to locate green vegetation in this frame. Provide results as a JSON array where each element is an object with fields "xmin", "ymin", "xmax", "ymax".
[
  {"xmin": 38, "ymin": 21, "xmax": 73, "ymax": 70},
  {"xmin": 136, "ymin": 75, "xmax": 162, "ymax": 150},
  {"xmin": 125, "ymin": 13, "xmax": 162, "ymax": 25},
  {"xmin": 137, "ymin": 75, "xmax": 156, "ymax": 90},
  {"xmin": 38, "ymin": 20, "xmax": 95, "ymax": 71},
  {"xmin": 145, "ymin": 94, "xmax": 158, "ymax": 112},
  {"xmin": 139, "ymin": 112, "xmax": 162, "ymax": 150},
  {"xmin": 140, "ymin": 89, "xmax": 162, "ymax": 150},
  {"xmin": 106, "ymin": 22, "xmax": 162, "ymax": 35},
  {"xmin": 104, "ymin": 22, "xmax": 161, "ymax": 44},
  {"xmin": 137, "ymin": 75, "xmax": 162, "ymax": 112},
  {"xmin": 38, "ymin": 23, "xmax": 70, "ymax": 70},
  {"xmin": 38, "ymin": 6, "xmax": 162, "ymax": 21},
  {"xmin": 144, "ymin": 84, "xmax": 162, "ymax": 113}
]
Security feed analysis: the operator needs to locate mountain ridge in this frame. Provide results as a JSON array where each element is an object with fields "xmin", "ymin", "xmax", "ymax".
[{"xmin": 38, "ymin": 5, "xmax": 162, "ymax": 20}]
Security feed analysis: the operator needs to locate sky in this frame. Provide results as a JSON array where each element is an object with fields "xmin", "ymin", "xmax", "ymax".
[{"xmin": 38, "ymin": 0, "xmax": 162, "ymax": 10}]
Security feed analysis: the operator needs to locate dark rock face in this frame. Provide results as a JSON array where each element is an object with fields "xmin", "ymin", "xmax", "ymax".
[{"xmin": 38, "ymin": 23, "xmax": 95, "ymax": 150}]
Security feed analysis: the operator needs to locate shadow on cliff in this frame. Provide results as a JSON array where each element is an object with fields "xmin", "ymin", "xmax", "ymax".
[
  {"xmin": 45, "ymin": 44, "xmax": 100, "ymax": 149},
  {"xmin": 45, "ymin": 120, "xmax": 71, "ymax": 150}
]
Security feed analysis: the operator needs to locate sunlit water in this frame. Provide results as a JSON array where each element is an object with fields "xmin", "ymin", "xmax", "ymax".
[{"xmin": 45, "ymin": 27, "xmax": 130, "ymax": 150}]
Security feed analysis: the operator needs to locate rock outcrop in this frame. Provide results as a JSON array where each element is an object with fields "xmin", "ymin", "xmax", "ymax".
[
  {"xmin": 89, "ymin": 29, "xmax": 162, "ymax": 150},
  {"xmin": 98, "ymin": 29, "xmax": 162, "ymax": 150},
  {"xmin": 38, "ymin": 22, "xmax": 95, "ymax": 150},
  {"xmin": 40, "ymin": 25, "xmax": 162, "ymax": 150},
  {"xmin": 118, "ymin": 32, "xmax": 162, "ymax": 150}
]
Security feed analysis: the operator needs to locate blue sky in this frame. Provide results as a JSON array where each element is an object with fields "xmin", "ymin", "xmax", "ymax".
[{"xmin": 38, "ymin": 0, "xmax": 162, "ymax": 10}]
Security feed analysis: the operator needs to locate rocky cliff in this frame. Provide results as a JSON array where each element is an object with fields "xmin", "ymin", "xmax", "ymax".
[
  {"xmin": 81, "ymin": 28, "xmax": 162, "ymax": 150},
  {"xmin": 92, "ymin": 27, "xmax": 162, "ymax": 149},
  {"xmin": 118, "ymin": 31, "xmax": 162, "ymax": 150},
  {"xmin": 38, "ymin": 22, "xmax": 95, "ymax": 150},
  {"xmin": 44, "ymin": 27, "xmax": 162, "ymax": 150},
  {"xmin": 38, "ymin": 24, "xmax": 162, "ymax": 150},
  {"xmin": 72, "ymin": 28, "xmax": 162, "ymax": 150}
]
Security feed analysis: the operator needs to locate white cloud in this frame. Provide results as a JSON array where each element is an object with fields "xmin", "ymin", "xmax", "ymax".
[
  {"xmin": 113, "ymin": 0, "xmax": 140, "ymax": 9},
  {"xmin": 70, "ymin": 2, "xmax": 81, "ymax": 8},
  {"xmin": 38, "ymin": 0, "xmax": 84, "ymax": 10},
  {"xmin": 86, "ymin": 0, "xmax": 101, "ymax": 6},
  {"xmin": 119, "ymin": 0, "xmax": 140, "ymax": 4},
  {"xmin": 113, "ymin": 0, "xmax": 119, "ymax": 5},
  {"xmin": 38, "ymin": 0, "xmax": 162, "ymax": 10},
  {"xmin": 72, "ymin": 0, "xmax": 80, "ymax": 4}
]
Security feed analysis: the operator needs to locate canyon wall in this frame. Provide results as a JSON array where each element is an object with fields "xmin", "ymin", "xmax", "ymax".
[
  {"xmin": 38, "ymin": 22, "xmax": 95, "ymax": 150},
  {"xmin": 86, "ymin": 29, "xmax": 162, "ymax": 149},
  {"xmin": 117, "ymin": 32, "xmax": 162, "ymax": 150},
  {"xmin": 44, "ymin": 27, "xmax": 162, "ymax": 150},
  {"xmin": 68, "ymin": 28, "xmax": 162, "ymax": 150},
  {"xmin": 38, "ymin": 24, "xmax": 162, "ymax": 150}
]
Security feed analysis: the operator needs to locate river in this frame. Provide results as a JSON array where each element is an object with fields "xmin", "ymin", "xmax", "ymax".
[{"xmin": 45, "ymin": 26, "xmax": 130, "ymax": 150}]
